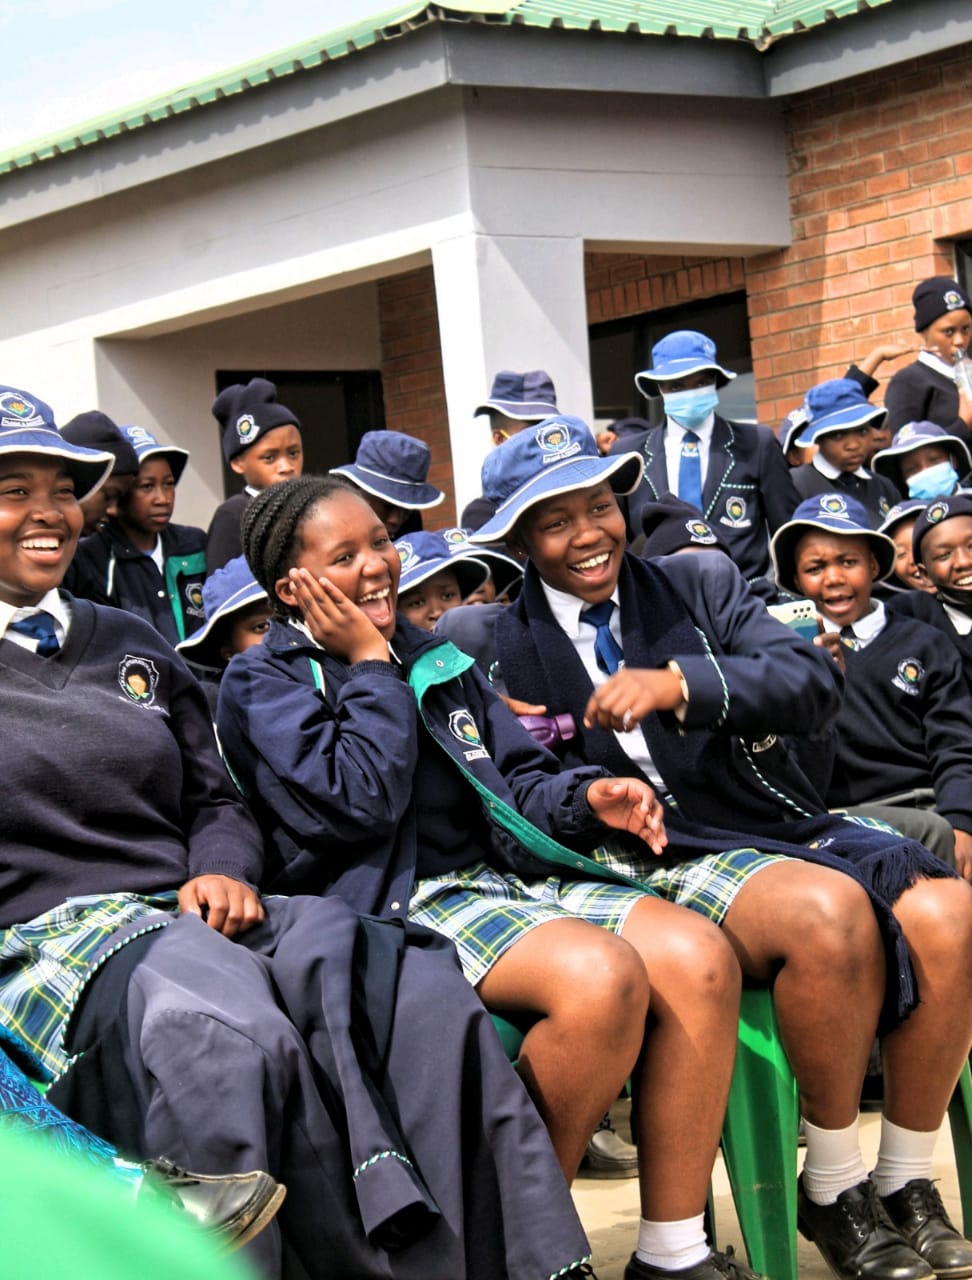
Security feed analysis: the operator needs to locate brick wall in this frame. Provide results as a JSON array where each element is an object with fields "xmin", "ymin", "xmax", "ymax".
[
  {"xmin": 378, "ymin": 266, "xmax": 457, "ymax": 524},
  {"xmin": 584, "ymin": 42, "xmax": 972, "ymax": 427}
]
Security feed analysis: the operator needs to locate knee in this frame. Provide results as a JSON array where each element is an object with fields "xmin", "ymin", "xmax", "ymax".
[
  {"xmin": 552, "ymin": 933, "xmax": 650, "ymax": 1030},
  {"xmin": 795, "ymin": 874, "xmax": 882, "ymax": 975},
  {"xmin": 653, "ymin": 919, "xmax": 741, "ymax": 1006},
  {"xmin": 896, "ymin": 877, "xmax": 972, "ymax": 967}
]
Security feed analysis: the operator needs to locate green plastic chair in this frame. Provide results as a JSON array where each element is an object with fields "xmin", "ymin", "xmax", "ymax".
[{"xmin": 493, "ymin": 991, "xmax": 972, "ymax": 1280}]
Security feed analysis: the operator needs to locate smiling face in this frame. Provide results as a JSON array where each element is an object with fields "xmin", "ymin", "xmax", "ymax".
[
  {"xmin": 919, "ymin": 514, "xmax": 972, "ymax": 594},
  {"xmin": 889, "ymin": 517, "xmax": 935, "ymax": 593},
  {"xmin": 0, "ymin": 454, "xmax": 84, "ymax": 608},
  {"xmin": 231, "ymin": 424, "xmax": 303, "ymax": 491},
  {"xmin": 119, "ymin": 458, "xmax": 176, "ymax": 549},
  {"xmin": 512, "ymin": 480, "xmax": 626, "ymax": 604},
  {"xmin": 792, "ymin": 530, "xmax": 879, "ymax": 627},
  {"xmin": 277, "ymin": 487, "xmax": 401, "ymax": 639},
  {"xmin": 398, "ymin": 568, "xmax": 464, "ymax": 631}
]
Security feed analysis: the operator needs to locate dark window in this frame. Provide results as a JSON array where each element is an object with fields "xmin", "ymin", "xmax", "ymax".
[
  {"xmin": 589, "ymin": 291, "xmax": 755, "ymax": 425},
  {"xmin": 955, "ymin": 240, "xmax": 972, "ymax": 302},
  {"xmin": 213, "ymin": 370, "xmax": 385, "ymax": 497}
]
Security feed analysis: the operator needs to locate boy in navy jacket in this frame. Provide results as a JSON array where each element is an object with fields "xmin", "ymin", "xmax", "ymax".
[
  {"xmin": 772, "ymin": 494, "xmax": 972, "ymax": 871},
  {"xmin": 614, "ymin": 330, "xmax": 798, "ymax": 599}
]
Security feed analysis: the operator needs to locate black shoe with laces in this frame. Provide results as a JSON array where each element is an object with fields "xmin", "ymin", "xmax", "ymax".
[
  {"xmin": 580, "ymin": 1111, "xmax": 639, "ymax": 1179},
  {"xmin": 139, "ymin": 1157, "xmax": 287, "ymax": 1254},
  {"xmin": 624, "ymin": 1245, "xmax": 764, "ymax": 1280},
  {"xmin": 881, "ymin": 1179, "xmax": 972, "ymax": 1279},
  {"xmin": 797, "ymin": 1174, "xmax": 934, "ymax": 1280}
]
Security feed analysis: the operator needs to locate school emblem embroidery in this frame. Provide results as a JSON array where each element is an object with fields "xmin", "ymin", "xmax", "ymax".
[
  {"xmin": 879, "ymin": 497, "xmax": 890, "ymax": 518},
  {"xmin": 0, "ymin": 391, "xmax": 43, "ymax": 427},
  {"xmin": 535, "ymin": 421, "xmax": 581, "ymax": 464},
  {"xmin": 236, "ymin": 413, "xmax": 259, "ymax": 445},
  {"xmin": 944, "ymin": 290, "xmax": 965, "ymax": 311},
  {"xmin": 448, "ymin": 709, "xmax": 490, "ymax": 762},
  {"xmin": 892, "ymin": 658, "xmax": 924, "ymax": 696},
  {"xmin": 397, "ymin": 541, "xmax": 419, "ymax": 571},
  {"xmin": 185, "ymin": 582, "xmax": 205, "ymax": 614},
  {"xmin": 118, "ymin": 654, "xmax": 160, "ymax": 707},
  {"xmin": 719, "ymin": 496, "xmax": 751, "ymax": 528},
  {"xmin": 926, "ymin": 501, "xmax": 950, "ymax": 524},
  {"xmin": 685, "ymin": 519, "xmax": 717, "ymax": 544},
  {"xmin": 441, "ymin": 528, "xmax": 470, "ymax": 550},
  {"xmin": 822, "ymin": 494, "xmax": 849, "ymax": 516},
  {"xmin": 122, "ymin": 426, "xmax": 154, "ymax": 446}
]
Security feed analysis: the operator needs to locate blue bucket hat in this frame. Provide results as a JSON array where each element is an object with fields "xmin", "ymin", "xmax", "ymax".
[
  {"xmin": 467, "ymin": 415, "xmax": 643, "ymax": 544},
  {"xmin": 331, "ymin": 430, "xmax": 445, "ymax": 510},
  {"xmin": 395, "ymin": 530, "xmax": 491, "ymax": 599},
  {"xmin": 474, "ymin": 370, "xmax": 559, "ymax": 421},
  {"xmin": 777, "ymin": 406, "xmax": 810, "ymax": 456},
  {"xmin": 795, "ymin": 380, "xmax": 886, "ymax": 447},
  {"xmin": 878, "ymin": 498, "xmax": 928, "ymax": 538},
  {"xmin": 0, "ymin": 385, "xmax": 113, "ymax": 502},
  {"xmin": 175, "ymin": 556, "xmax": 269, "ymax": 667},
  {"xmin": 634, "ymin": 331, "xmax": 736, "ymax": 398},
  {"xmin": 871, "ymin": 421, "xmax": 971, "ymax": 490},
  {"xmin": 770, "ymin": 493, "xmax": 896, "ymax": 595},
  {"xmin": 436, "ymin": 526, "xmax": 524, "ymax": 597},
  {"xmin": 119, "ymin": 424, "xmax": 190, "ymax": 483}
]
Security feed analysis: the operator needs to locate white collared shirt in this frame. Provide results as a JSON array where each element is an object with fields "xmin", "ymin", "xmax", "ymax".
[
  {"xmin": 942, "ymin": 603, "xmax": 972, "ymax": 636},
  {"xmin": 663, "ymin": 415, "xmax": 715, "ymax": 494},
  {"xmin": 540, "ymin": 578, "xmax": 667, "ymax": 790},
  {"xmin": 828, "ymin": 599, "xmax": 886, "ymax": 649},
  {"xmin": 812, "ymin": 453, "xmax": 870, "ymax": 481},
  {"xmin": 0, "ymin": 589, "xmax": 71, "ymax": 652},
  {"xmin": 918, "ymin": 349, "xmax": 961, "ymax": 380}
]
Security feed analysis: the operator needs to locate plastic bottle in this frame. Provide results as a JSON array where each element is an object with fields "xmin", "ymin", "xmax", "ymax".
[{"xmin": 954, "ymin": 348, "xmax": 972, "ymax": 400}]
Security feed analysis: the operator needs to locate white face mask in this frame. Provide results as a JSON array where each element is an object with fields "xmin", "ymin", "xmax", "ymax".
[
  {"xmin": 662, "ymin": 387, "xmax": 720, "ymax": 429},
  {"xmin": 906, "ymin": 460, "xmax": 960, "ymax": 501}
]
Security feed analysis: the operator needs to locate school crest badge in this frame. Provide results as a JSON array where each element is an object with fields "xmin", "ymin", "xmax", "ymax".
[
  {"xmin": 685, "ymin": 519, "xmax": 717, "ymax": 544},
  {"xmin": 0, "ymin": 391, "xmax": 43, "ymax": 427},
  {"xmin": 185, "ymin": 582, "xmax": 205, "ymax": 616},
  {"xmin": 448, "ymin": 708, "xmax": 489, "ymax": 762},
  {"xmin": 236, "ymin": 413, "xmax": 259, "ymax": 445},
  {"xmin": 397, "ymin": 541, "xmax": 419, "ymax": 571},
  {"xmin": 926, "ymin": 501, "xmax": 950, "ymax": 524},
  {"xmin": 719, "ymin": 496, "xmax": 751, "ymax": 528},
  {"xmin": 892, "ymin": 658, "xmax": 924, "ymax": 696},
  {"xmin": 535, "ymin": 421, "xmax": 581, "ymax": 464},
  {"xmin": 118, "ymin": 654, "xmax": 160, "ymax": 707},
  {"xmin": 821, "ymin": 495, "xmax": 849, "ymax": 516}
]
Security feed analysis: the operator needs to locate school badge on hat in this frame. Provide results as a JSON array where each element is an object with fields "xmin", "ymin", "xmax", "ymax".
[
  {"xmin": 0, "ymin": 391, "xmax": 44, "ymax": 427},
  {"xmin": 686, "ymin": 519, "xmax": 717, "ymax": 544},
  {"xmin": 821, "ymin": 494, "xmax": 849, "ymax": 516},
  {"xmin": 926, "ymin": 501, "xmax": 950, "ymax": 524},
  {"xmin": 536, "ymin": 420, "xmax": 582, "ymax": 463},
  {"xmin": 236, "ymin": 414, "xmax": 259, "ymax": 446}
]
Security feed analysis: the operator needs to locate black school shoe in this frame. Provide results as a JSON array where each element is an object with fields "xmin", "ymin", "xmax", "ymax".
[
  {"xmin": 624, "ymin": 1245, "xmax": 763, "ymax": 1280},
  {"xmin": 797, "ymin": 1174, "xmax": 935, "ymax": 1280},
  {"xmin": 882, "ymin": 1179, "xmax": 972, "ymax": 1278},
  {"xmin": 140, "ymin": 1158, "xmax": 287, "ymax": 1253}
]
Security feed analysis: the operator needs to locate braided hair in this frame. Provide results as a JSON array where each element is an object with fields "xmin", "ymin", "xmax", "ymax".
[{"xmin": 241, "ymin": 475, "xmax": 357, "ymax": 619}]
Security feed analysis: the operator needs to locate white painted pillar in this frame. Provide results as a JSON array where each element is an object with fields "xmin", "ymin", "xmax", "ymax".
[{"xmin": 431, "ymin": 232, "xmax": 593, "ymax": 515}]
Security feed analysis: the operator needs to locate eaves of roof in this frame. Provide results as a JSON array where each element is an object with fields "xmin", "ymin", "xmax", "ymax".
[{"xmin": 0, "ymin": 0, "xmax": 894, "ymax": 177}]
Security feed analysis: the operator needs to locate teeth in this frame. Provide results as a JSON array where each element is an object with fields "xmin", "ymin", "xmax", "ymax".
[
  {"xmin": 573, "ymin": 553, "xmax": 609, "ymax": 570},
  {"xmin": 359, "ymin": 587, "xmax": 390, "ymax": 604},
  {"xmin": 21, "ymin": 537, "xmax": 60, "ymax": 550}
]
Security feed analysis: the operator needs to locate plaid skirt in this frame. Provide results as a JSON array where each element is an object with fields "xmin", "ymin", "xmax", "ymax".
[{"xmin": 408, "ymin": 847, "xmax": 782, "ymax": 985}]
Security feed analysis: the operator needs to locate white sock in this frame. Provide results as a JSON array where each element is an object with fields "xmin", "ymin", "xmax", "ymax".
[
  {"xmin": 801, "ymin": 1118, "xmax": 868, "ymax": 1205},
  {"xmin": 870, "ymin": 1117, "xmax": 939, "ymax": 1198},
  {"xmin": 636, "ymin": 1214, "xmax": 710, "ymax": 1271}
]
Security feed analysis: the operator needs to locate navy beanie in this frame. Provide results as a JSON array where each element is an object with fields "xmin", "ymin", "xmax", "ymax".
[
  {"xmin": 640, "ymin": 494, "xmax": 730, "ymax": 560},
  {"xmin": 212, "ymin": 378, "xmax": 301, "ymax": 463},
  {"xmin": 60, "ymin": 410, "xmax": 140, "ymax": 476},
  {"xmin": 912, "ymin": 276, "xmax": 971, "ymax": 333}
]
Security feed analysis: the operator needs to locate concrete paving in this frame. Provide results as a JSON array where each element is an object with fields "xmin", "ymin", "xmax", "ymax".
[{"xmin": 573, "ymin": 1109, "xmax": 963, "ymax": 1280}]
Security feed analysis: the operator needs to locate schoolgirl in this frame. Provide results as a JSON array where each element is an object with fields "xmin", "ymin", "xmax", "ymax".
[
  {"xmin": 467, "ymin": 417, "xmax": 972, "ymax": 1280},
  {"xmin": 217, "ymin": 473, "xmax": 763, "ymax": 1280},
  {"xmin": 67, "ymin": 423, "xmax": 206, "ymax": 644},
  {"xmin": 331, "ymin": 428, "xmax": 444, "ymax": 538},
  {"xmin": 872, "ymin": 420, "xmax": 972, "ymax": 502},
  {"xmin": 0, "ymin": 384, "xmax": 591, "ymax": 1280},
  {"xmin": 207, "ymin": 379, "xmax": 303, "ymax": 574},
  {"xmin": 884, "ymin": 277, "xmax": 972, "ymax": 442}
]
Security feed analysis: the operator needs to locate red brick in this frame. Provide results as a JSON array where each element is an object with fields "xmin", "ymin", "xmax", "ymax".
[
  {"xmin": 864, "ymin": 170, "xmax": 912, "ymax": 199},
  {"xmin": 909, "ymin": 158, "xmax": 955, "ymax": 186}
]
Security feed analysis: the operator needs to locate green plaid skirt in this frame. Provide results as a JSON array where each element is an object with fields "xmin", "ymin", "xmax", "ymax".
[{"xmin": 408, "ymin": 847, "xmax": 782, "ymax": 985}]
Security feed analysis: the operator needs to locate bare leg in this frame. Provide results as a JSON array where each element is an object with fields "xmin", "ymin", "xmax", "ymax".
[
  {"xmin": 720, "ymin": 862, "xmax": 885, "ymax": 1127},
  {"xmin": 477, "ymin": 917, "xmax": 650, "ymax": 1180},
  {"xmin": 620, "ymin": 896, "xmax": 742, "ymax": 1222},
  {"xmin": 882, "ymin": 877, "xmax": 972, "ymax": 1130}
]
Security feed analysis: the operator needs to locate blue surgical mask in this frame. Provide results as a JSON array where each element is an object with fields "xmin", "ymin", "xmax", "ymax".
[
  {"xmin": 662, "ymin": 387, "xmax": 720, "ymax": 429},
  {"xmin": 906, "ymin": 460, "xmax": 959, "ymax": 501}
]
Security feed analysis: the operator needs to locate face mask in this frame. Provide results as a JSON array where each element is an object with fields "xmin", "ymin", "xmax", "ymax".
[
  {"xmin": 906, "ymin": 460, "xmax": 959, "ymax": 501},
  {"xmin": 662, "ymin": 387, "xmax": 720, "ymax": 429}
]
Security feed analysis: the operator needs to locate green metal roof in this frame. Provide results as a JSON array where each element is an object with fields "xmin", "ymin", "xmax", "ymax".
[{"xmin": 0, "ymin": 0, "xmax": 893, "ymax": 177}]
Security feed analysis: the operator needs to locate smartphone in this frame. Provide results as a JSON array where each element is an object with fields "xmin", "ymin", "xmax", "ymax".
[{"xmin": 767, "ymin": 599, "xmax": 820, "ymax": 642}]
